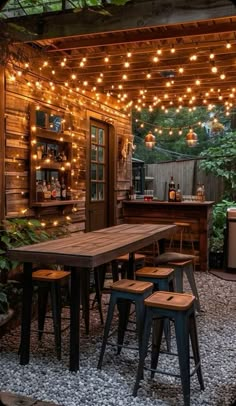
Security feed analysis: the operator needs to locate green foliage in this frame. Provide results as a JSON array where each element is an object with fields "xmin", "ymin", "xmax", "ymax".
[
  {"xmin": 0, "ymin": 218, "xmax": 51, "ymax": 277},
  {"xmin": 0, "ymin": 290, "xmax": 9, "ymax": 314},
  {"xmin": 210, "ymin": 200, "xmax": 236, "ymax": 252},
  {"xmin": 199, "ymin": 132, "xmax": 236, "ymax": 200}
]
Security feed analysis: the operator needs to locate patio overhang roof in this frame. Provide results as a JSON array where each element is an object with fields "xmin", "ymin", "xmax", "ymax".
[{"xmin": 1, "ymin": 0, "xmax": 236, "ymax": 111}]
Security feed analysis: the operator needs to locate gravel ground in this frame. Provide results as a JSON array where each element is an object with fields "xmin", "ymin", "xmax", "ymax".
[{"xmin": 1, "ymin": 272, "xmax": 236, "ymax": 406}]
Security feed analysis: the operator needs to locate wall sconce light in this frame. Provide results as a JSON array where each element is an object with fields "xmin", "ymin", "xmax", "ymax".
[
  {"xmin": 145, "ymin": 131, "xmax": 156, "ymax": 148},
  {"xmin": 186, "ymin": 128, "xmax": 198, "ymax": 147}
]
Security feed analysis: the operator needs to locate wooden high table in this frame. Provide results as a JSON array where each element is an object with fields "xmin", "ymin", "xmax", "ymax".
[{"xmin": 8, "ymin": 223, "xmax": 175, "ymax": 372}]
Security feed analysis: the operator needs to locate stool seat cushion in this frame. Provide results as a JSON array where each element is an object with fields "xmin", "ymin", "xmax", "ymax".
[
  {"xmin": 144, "ymin": 291, "xmax": 195, "ymax": 310},
  {"xmin": 154, "ymin": 252, "xmax": 195, "ymax": 265}
]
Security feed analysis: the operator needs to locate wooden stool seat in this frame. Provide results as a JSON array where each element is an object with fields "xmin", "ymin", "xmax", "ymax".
[
  {"xmin": 112, "ymin": 279, "xmax": 153, "ymax": 294},
  {"xmin": 116, "ymin": 253, "xmax": 146, "ymax": 262},
  {"xmin": 145, "ymin": 291, "xmax": 195, "ymax": 311},
  {"xmin": 136, "ymin": 267, "xmax": 174, "ymax": 279},
  {"xmin": 32, "ymin": 269, "xmax": 70, "ymax": 282},
  {"xmin": 174, "ymin": 221, "xmax": 191, "ymax": 227}
]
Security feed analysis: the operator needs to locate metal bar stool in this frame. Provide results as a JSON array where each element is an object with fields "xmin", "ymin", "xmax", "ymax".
[
  {"xmin": 32, "ymin": 269, "xmax": 70, "ymax": 360},
  {"xmin": 112, "ymin": 253, "xmax": 146, "ymax": 281},
  {"xmin": 136, "ymin": 266, "xmax": 175, "ymax": 351},
  {"xmin": 169, "ymin": 222, "xmax": 195, "ymax": 255},
  {"xmin": 97, "ymin": 279, "xmax": 153, "ymax": 369},
  {"xmin": 154, "ymin": 252, "xmax": 201, "ymax": 312},
  {"xmin": 133, "ymin": 291, "xmax": 204, "ymax": 406}
]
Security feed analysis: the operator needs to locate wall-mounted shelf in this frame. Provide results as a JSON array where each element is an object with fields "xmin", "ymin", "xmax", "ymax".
[
  {"xmin": 30, "ymin": 104, "xmax": 81, "ymax": 211},
  {"xmin": 31, "ymin": 200, "xmax": 81, "ymax": 208}
]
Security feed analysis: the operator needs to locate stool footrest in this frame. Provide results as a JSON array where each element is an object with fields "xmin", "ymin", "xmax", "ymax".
[{"xmin": 144, "ymin": 360, "xmax": 201, "ymax": 379}]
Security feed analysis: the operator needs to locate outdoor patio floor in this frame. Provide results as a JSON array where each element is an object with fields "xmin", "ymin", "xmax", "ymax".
[{"xmin": 0, "ymin": 271, "xmax": 236, "ymax": 406}]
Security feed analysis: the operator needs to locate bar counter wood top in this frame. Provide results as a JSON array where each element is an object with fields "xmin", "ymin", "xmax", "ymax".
[{"xmin": 122, "ymin": 200, "xmax": 215, "ymax": 272}]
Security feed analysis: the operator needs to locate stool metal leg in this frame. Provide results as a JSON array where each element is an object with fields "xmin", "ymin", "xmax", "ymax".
[
  {"xmin": 151, "ymin": 317, "xmax": 164, "ymax": 378},
  {"xmin": 117, "ymin": 298, "xmax": 131, "ymax": 354},
  {"xmin": 135, "ymin": 298, "xmax": 146, "ymax": 356},
  {"xmin": 174, "ymin": 267, "xmax": 184, "ymax": 293},
  {"xmin": 94, "ymin": 268, "xmax": 104, "ymax": 325},
  {"xmin": 174, "ymin": 312, "xmax": 191, "ymax": 406},
  {"xmin": 97, "ymin": 294, "xmax": 117, "ymax": 369},
  {"xmin": 50, "ymin": 282, "xmax": 62, "ymax": 361},
  {"xmin": 38, "ymin": 285, "xmax": 49, "ymax": 340},
  {"xmin": 184, "ymin": 263, "xmax": 201, "ymax": 312},
  {"xmin": 158, "ymin": 278, "xmax": 172, "ymax": 352},
  {"xmin": 189, "ymin": 312, "xmax": 205, "ymax": 390},
  {"xmin": 133, "ymin": 308, "xmax": 153, "ymax": 397}
]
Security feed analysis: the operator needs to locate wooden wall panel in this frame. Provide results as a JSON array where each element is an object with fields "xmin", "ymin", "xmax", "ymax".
[{"xmin": 3, "ymin": 64, "xmax": 132, "ymax": 230}]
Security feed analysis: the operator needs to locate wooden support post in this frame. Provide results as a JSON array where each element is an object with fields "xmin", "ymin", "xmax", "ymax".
[{"xmin": 0, "ymin": 67, "xmax": 5, "ymax": 220}]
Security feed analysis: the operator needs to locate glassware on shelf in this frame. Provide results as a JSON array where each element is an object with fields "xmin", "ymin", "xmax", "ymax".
[{"xmin": 144, "ymin": 190, "xmax": 154, "ymax": 201}]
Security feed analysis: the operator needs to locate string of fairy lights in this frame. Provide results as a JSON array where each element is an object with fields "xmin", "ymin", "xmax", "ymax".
[
  {"xmin": 6, "ymin": 36, "xmax": 236, "ymax": 116},
  {"xmin": 5, "ymin": 40, "xmax": 236, "ymax": 227}
]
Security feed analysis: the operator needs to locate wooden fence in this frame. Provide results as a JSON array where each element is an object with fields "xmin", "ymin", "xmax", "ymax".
[{"xmin": 145, "ymin": 159, "xmax": 224, "ymax": 203}]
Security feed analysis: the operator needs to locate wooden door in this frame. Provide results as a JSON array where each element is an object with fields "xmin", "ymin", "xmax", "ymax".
[{"xmin": 87, "ymin": 120, "xmax": 110, "ymax": 231}]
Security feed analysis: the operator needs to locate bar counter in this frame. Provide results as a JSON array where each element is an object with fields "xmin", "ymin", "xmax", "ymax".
[{"xmin": 122, "ymin": 200, "xmax": 215, "ymax": 271}]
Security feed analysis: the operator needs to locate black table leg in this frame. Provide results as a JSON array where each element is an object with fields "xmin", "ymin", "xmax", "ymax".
[
  {"xmin": 20, "ymin": 262, "xmax": 33, "ymax": 365},
  {"xmin": 128, "ymin": 252, "xmax": 135, "ymax": 279},
  {"xmin": 80, "ymin": 267, "xmax": 90, "ymax": 335},
  {"xmin": 70, "ymin": 267, "xmax": 80, "ymax": 372}
]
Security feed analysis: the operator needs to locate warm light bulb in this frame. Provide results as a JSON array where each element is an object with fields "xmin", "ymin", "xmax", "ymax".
[{"xmin": 211, "ymin": 65, "xmax": 218, "ymax": 73}]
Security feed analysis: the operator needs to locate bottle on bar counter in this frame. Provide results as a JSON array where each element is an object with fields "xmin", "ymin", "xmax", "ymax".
[
  {"xmin": 168, "ymin": 176, "xmax": 176, "ymax": 202},
  {"xmin": 175, "ymin": 184, "xmax": 182, "ymax": 202}
]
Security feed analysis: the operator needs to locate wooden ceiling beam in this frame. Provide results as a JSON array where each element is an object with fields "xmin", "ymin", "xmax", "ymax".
[{"xmin": 44, "ymin": 20, "xmax": 236, "ymax": 52}]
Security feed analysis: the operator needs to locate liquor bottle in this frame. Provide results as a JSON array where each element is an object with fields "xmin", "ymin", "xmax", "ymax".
[
  {"xmin": 42, "ymin": 180, "xmax": 48, "ymax": 201},
  {"xmin": 168, "ymin": 176, "xmax": 176, "ymax": 202},
  {"xmin": 36, "ymin": 180, "xmax": 44, "ymax": 202},
  {"xmin": 175, "ymin": 184, "xmax": 182, "ymax": 202},
  {"xmin": 61, "ymin": 177, "xmax": 67, "ymax": 200},
  {"xmin": 201, "ymin": 184, "xmax": 205, "ymax": 202},
  {"xmin": 55, "ymin": 178, "xmax": 61, "ymax": 200},
  {"xmin": 50, "ymin": 177, "xmax": 57, "ymax": 200},
  {"xmin": 196, "ymin": 183, "xmax": 203, "ymax": 201}
]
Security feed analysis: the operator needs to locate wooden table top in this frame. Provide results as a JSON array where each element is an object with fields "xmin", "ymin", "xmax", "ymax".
[{"xmin": 8, "ymin": 223, "xmax": 175, "ymax": 268}]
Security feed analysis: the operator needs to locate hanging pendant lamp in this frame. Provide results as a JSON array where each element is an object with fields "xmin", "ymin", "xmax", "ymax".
[
  {"xmin": 186, "ymin": 128, "xmax": 198, "ymax": 147},
  {"xmin": 145, "ymin": 131, "xmax": 156, "ymax": 148}
]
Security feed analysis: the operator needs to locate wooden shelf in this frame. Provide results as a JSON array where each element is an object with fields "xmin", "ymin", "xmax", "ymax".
[
  {"xmin": 31, "ymin": 200, "xmax": 81, "ymax": 208},
  {"xmin": 35, "ymin": 161, "xmax": 69, "ymax": 170}
]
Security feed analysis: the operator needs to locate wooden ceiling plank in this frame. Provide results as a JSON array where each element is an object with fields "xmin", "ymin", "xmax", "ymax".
[{"xmin": 44, "ymin": 21, "xmax": 236, "ymax": 52}]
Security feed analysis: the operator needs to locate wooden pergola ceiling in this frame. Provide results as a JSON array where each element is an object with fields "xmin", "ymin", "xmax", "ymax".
[{"xmin": 2, "ymin": 0, "xmax": 236, "ymax": 110}]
